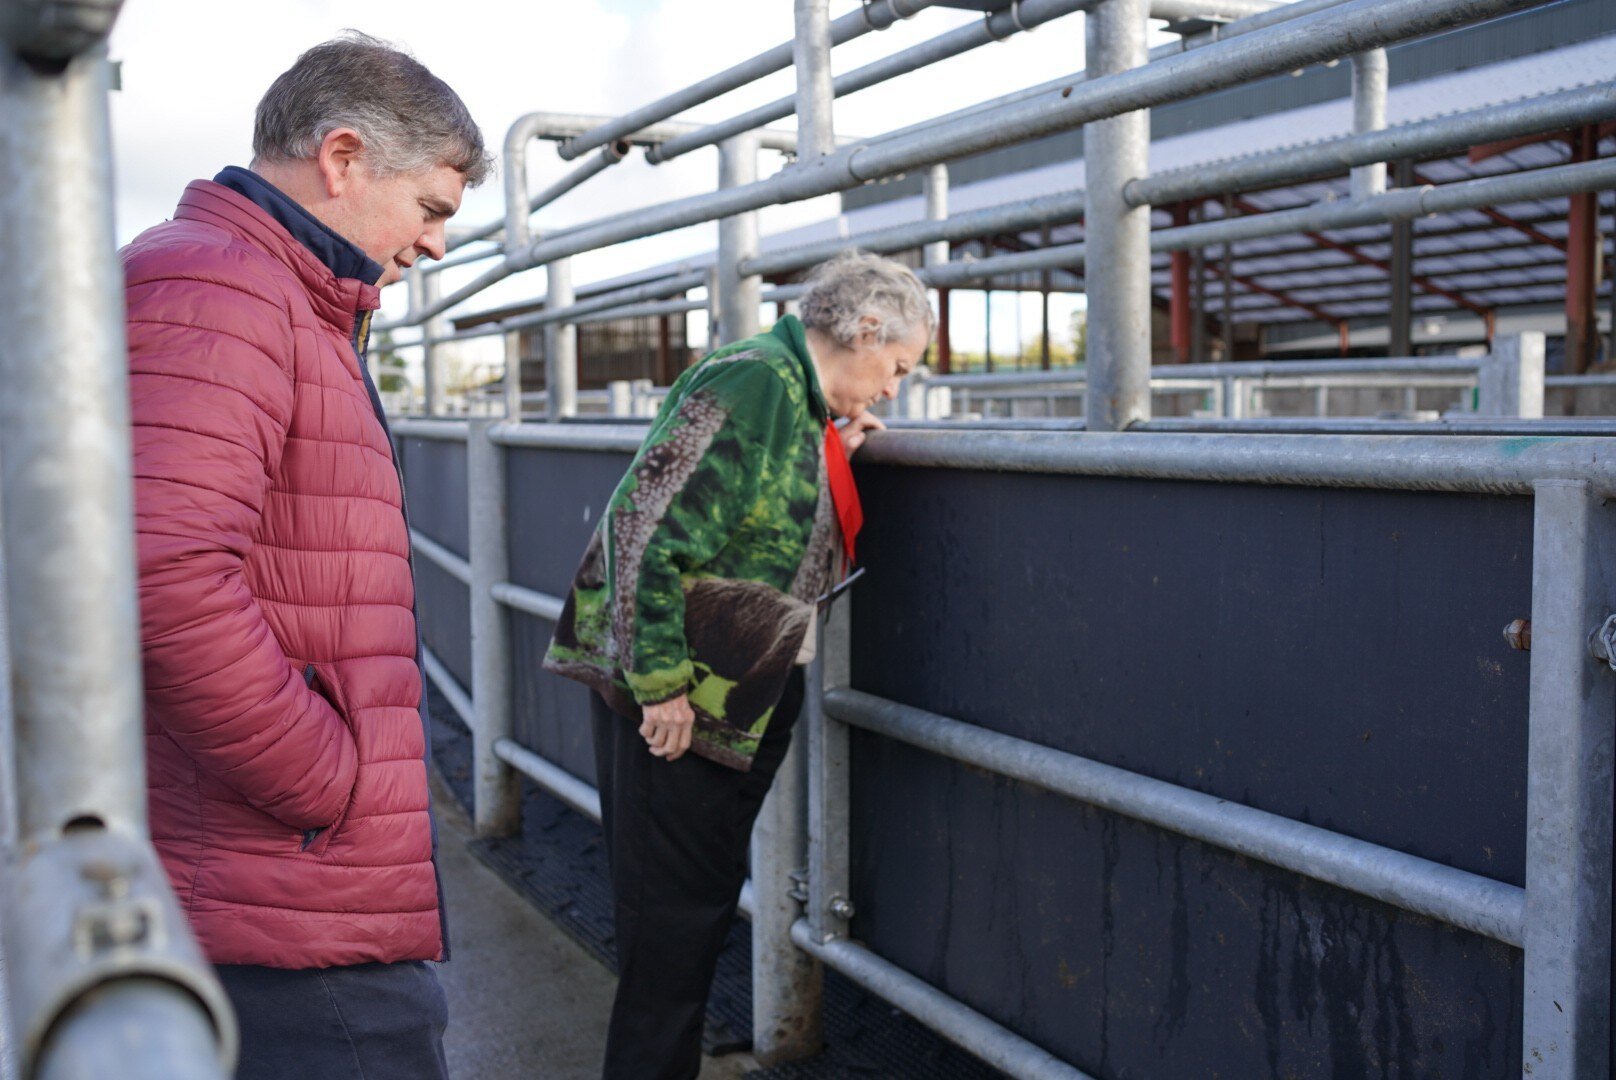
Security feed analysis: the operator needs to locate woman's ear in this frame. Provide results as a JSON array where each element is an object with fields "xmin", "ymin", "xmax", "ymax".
[{"xmin": 856, "ymin": 315, "xmax": 883, "ymax": 349}]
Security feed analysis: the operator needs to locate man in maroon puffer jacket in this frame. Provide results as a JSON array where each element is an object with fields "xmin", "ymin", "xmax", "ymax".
[{"xmin": 122, "ymin": 32, "xmax": 489, "ymax": 1079}]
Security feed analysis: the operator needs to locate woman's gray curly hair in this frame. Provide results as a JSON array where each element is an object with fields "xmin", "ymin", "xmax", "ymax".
[{"xmin": 798, "ymin": 250, "xmax": 934, "ymax": 350}]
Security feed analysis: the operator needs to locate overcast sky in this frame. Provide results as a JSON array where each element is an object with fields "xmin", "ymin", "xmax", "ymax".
[{"xmin": 108, "ymin": 2, "xmax": 1131, "ymax": 363}]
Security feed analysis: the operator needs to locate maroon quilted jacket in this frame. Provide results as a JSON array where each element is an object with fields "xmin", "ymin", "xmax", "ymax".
[{"xmin": 124, "ymin": 176, "xmax": 443, "ymax": 968}]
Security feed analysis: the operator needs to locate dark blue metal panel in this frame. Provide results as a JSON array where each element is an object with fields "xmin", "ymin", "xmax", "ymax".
[
  {"xmin": 399, "ymin": 437, "xmax": 469, "ymax": 557},
  {"xmin": 847, "ymin": 465, "xmax": 1532, "ymax": 1076},
  {"xmin": 505, "ymin": 446, "xmax": 637, "ymax": 784},
  {"xmin": 400, "ymin": 437, "xmax": 472, "ymax": 691}
]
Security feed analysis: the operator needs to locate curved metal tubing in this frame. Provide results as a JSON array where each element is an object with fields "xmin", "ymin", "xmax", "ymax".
[
  {"xmin": 646, "ymin": 0, "xmax": 1096, "ymax": 166},
  {"xmin": 554, "ymin": 0, "xmax": 936, "ymax": 162},
  {"xmin": 514, "ymin": 0, "xmax": 1555, "ymax": 275}
]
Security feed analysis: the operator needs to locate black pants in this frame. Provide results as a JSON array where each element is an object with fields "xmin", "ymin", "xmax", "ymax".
[
  {"xmin": 591, "ymin": 670, "xmax": 805, "ymax": 1080},
  {"xmin": 216, "ymin": 960, "xmax": 449, "ymax": 1080}
]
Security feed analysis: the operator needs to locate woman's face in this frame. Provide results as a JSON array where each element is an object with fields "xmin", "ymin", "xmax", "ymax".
[{"xmin": 825, "ymin": 323, "xmax": 931, "ymax": 419}]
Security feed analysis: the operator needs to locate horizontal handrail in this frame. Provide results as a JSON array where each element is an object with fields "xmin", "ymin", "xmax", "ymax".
[
  {"xmin": 790, "ymin": 921, "xmax": 1092, "ymax": 1080},
  {"xmin": 856, "ymin": 429, "xmax": 1616, "ymax": 495},
  {"xmin": 391, "ymin": 418, "xmax": 471, "ymax": 442},
  {"xmin": 825, "ymin": 688, "xmax": 1526, "ymax": 946},
  {"xmin": 490, "ymin": 581, "xmax": 565, "ymax": 622},
  {"xmin": 930, "ymin": 355, "xmax": 1484, "ymax": 387},
  {"xmin": 410, "ymin": 529, "xmax": 471, "ymax": 585},
  {"xmin": 422, "ymin": 646, "xmax": 473, "ymax": 731}
]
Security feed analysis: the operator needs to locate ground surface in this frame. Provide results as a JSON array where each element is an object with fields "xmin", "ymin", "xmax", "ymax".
[{"xmin": 433, "ymin": 769, "xmax": 756, "ymax": 1079}]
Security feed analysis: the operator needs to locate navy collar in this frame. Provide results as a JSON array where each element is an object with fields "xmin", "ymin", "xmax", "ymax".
[{"xmin": 213, "ymin": 166, "xmax": 384, "ymax": 286}]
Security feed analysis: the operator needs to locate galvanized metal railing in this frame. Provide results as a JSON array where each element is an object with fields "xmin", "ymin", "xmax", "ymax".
[
  {"xmin": 375, "ymin": 0, "xmax": 1616, "ymax": 1076},
  {"xmin": 0, "ymin": 3, "xmax": 236, "ymax": 1077}
]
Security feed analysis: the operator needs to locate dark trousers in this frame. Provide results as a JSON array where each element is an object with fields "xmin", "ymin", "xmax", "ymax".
[
  {"xmin": 216, "ymin": 960, "xmax": 449, "ymax": 1080},
  {"xmin": 591, "ymin": 670, "xmax": 805, "ymax": 1080}
]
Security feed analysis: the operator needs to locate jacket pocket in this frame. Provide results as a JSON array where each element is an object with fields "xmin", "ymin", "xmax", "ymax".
[{"xmin": 296, "ymin": 663, "xmax": 354, "ymax": 855}]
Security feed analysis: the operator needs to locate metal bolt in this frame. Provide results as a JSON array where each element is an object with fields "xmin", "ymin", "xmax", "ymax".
[
  {"xmin": 828, "ymin": 895, "xmax": 856, "ymax": 921},
  {"xmin": 1503, "ymin": 618, "xmax": 1532, "ymax": 652},
  {"xmin": 1589, "ymin": 614, "xmax": 1616, "ymax": 670},
  {"xmin": 80, "ymin": 858, "xmax": 131, "ymax": 900}
]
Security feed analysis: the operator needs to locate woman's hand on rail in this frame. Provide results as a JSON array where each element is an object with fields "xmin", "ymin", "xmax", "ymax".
[
  {"xmin": 641, "ymin": 694, "xmax": 696, "ymax": 760},
  {"xmin": 838, "ymin": 412, "xmax": 885, "ymax": 457}
]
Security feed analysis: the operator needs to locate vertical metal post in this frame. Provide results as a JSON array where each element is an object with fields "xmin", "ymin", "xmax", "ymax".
[
  {"xmin": 0, "ymin": 24, "xmax": 232, "ymax": 1078},
  {"xmin": 717, "ymin": 134, "xmax": 762, "ymax": 347},
  {"xmin": 423, "ymin": 274, "xmax": 445, "ymax": 417},
  {"xmin": 469, "ymin": 419, "xmax": 518, "ymax": 837},
  {"xmin": 1084, "ymin": 0, "xmax": 1152, "ymax": 429},
  {"xmin": 410, "ymin": 267, "xmax": 446, "ymax": 417},
  {"xmin": 793, "ymin": 0, "xmax": 836, "ymax": 160},
  {"xmin": 806, "ymin": 603, "xmax": 853, "ymax": 944},
  {"xmin": 1389, "ymin": 157, "xmax": 1415, "ymax": 358},
  {"xmin": 1523, "ymin": 480, "xmax": 1615, "ymax": 1079},
  {"xmin": 0, "ymin": 496, "xmax": 13, "ymax": 1080},
  {"xmin": 754, "ymin": 15, "xmax": 830, "ymax": 1052},
  {"xmin": 503, "ymin": 330, "xmax": 524, "ymax": 420},
  {"xmin": 924, "ymin": 165, "xmax": 950, "ymax": 370},
  {"xmin": 937, "ymin": 288, "xmax": 952, "ymax": 373},
  {"xmin": 1477, "ymin": 331, "xmax": 1545, "ymax": 419},
  {"xmin": 1350, "ymin": 50, "xmax": 1388, "ymax": 201},
  {"xmin": 923, "ymin": 164, "xmax": 949, "ymax": 271},
  {"xmin": 545, "ymin": 259, "xmax": 577, "ymax": 421}
]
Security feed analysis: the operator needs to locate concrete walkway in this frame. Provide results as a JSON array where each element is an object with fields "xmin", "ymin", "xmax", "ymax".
[{"xmin": 432, "ymin": 773, "xmax": 757, "ymax": 1079}]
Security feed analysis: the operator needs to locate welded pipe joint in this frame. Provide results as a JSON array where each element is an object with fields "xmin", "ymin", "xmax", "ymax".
[{"xmin": 4, "ymin": 830, "xmax": 238, "ymax": 1075}]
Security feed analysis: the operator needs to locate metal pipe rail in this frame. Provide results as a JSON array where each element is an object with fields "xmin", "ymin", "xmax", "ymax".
[
  {"xmin": 741, "ymin": 189, "xmax": 1087, "ymax": 280},
  {"xmin": 411, "ymin": 529, "xmax": 471, "ymax": 585},
  {"xmin": 1130, "ymin": 81, "xmax": 1616, "ymax": 207},
  {"xmin": 554, "ymin": 0, "xmax": 936, "ymax": 161},
  {"xmin": 422, "ymin": 647, "xmax": 473, "ymax": 732},
  {"xmin": 645, "ymin": 0, "xmax": 1098, "ymax": 166},
  {"xmin": 825, "ymin": 688, "xmax": 1525, "ymax": 945},
  {"xmin": 789, "ymin": 922, "xmax": 1093, "ymax": 1080},
  {"xmin": 932, "ymin": 354, "xmax": 1483, "ymax": 388},
  {"xmin": 856, "ymin": 429, "xmax": 1616, "ymax": 495}
]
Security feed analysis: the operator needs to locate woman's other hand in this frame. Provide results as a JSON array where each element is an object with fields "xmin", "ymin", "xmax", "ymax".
[
  {"xmin": 838, "ymin": 412, "xmax": 885, "ymax": 457},
  {"xmin": 641, "ymin": 695, "xmax": 696, "ymax": 760}
]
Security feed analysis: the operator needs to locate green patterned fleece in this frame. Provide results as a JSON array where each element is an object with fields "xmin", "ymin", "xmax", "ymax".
[{"xmin": 543, "ymin": 316, "xmax": 838, "ymax": 770}]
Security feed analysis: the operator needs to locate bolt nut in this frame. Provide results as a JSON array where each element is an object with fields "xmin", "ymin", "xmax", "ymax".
[
  {"xmin": 1503, "ymin": 618, "xmax": 1531, "ymax": 652},
  {"xmin": 80, "ymin": 858, "xmax": 132, "ymax": 899},
  {"xmin": 828, "ymin": 896, "xmax": 856, "ymax": 921}
]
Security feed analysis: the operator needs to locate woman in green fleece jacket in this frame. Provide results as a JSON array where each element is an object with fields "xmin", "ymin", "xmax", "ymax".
[{"xmin": 545, "ymin": 250, "xmax": 932, "ymax": 1079}]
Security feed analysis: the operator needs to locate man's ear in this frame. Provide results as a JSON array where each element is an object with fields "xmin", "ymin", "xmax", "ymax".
[{"xmin": 315, "ymin": 128, "xmax": 367, "ymax": 198}]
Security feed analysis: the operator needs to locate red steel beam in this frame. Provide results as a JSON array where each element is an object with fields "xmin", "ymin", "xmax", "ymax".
[
  {"xmin": 1169, "ymin": 204, "xmax": 1193, "ymax": 363},
  {"xmin": 1566, "ymin": 125, "xmax": 1600, "ymax": 373},
  {"xmin": 1410, "ymin": 168, "xmax": 1566, "ymax": 253},
  {"xmin": 1230, "ymin": 195, "xmax": 1491, "ymax": 319}
]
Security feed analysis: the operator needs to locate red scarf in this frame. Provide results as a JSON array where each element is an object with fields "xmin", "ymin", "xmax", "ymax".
[{"xmin": 823, "ymin": 420, "xmax": 863, "ymax": 567}]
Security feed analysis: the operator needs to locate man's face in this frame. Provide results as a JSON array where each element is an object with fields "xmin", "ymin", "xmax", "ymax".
[{"xmin": 335, "ymin": 161, "xmax": 466, "ymax": 287}]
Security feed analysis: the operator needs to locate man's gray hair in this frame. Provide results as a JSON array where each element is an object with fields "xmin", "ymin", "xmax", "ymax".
[
  {"xmin": 799, "ymin": 249, "xmax": 934, "ymax": 350},
  {"xmin": 253, "ymin": 31, "xmax": 493, "ymax": 186}
]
